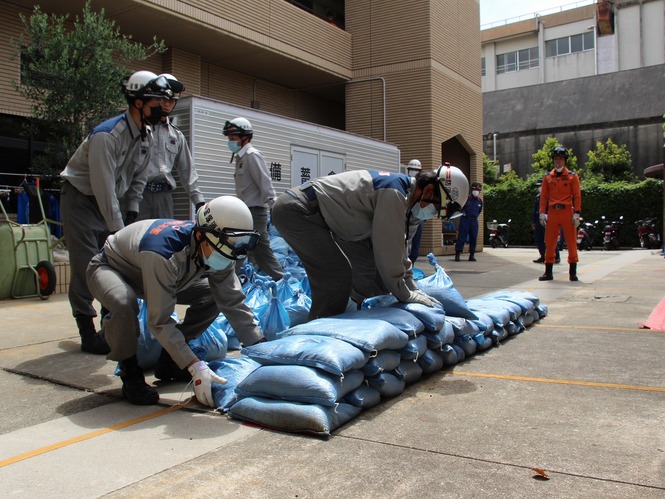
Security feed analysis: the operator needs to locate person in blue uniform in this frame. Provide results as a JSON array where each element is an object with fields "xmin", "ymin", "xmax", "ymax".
[{"xmin": 455, "ymin": 182, "xmax": 483, "ymax": 261}]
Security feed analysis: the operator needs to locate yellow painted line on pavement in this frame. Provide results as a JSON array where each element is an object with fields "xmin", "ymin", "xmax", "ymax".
[
  {"xmin": 0, "ymin": 402, "xmax": 191, "ymax": 469},
  {"xmin": 535, "ymin": 324, "xmax": 665, "ymax": 333},
  {"xmin": 445, "ymin": 371, "xmax": 665, "ymax": 393}
]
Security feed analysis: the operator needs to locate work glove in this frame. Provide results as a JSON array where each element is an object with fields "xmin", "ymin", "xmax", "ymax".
[
  {"xmin": 195, "ymin": 202, "xmax": 205, "ymax": 214},
  {"xmin": 403, "ymin": 289, "xmax": 442, "ymax": 308},
  {"xmin": 539, "ymin": 213, "xmax": 548, "ymax": 227},
  {"xmin": 573, "ymin": 213, "xmax": 581, "ymax": 228},
  {"xmin": 124, "ymin": 211, "xmax": 138, "ymax": 226},
  {"xmin": 188, "ymin": 360, "xmax": 227, "ymax": 407}
]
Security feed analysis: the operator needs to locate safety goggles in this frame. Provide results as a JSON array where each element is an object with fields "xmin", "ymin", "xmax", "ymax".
[
  {"xmin": 140, "ymin": 76, "xmax": 174, "ymax": 100},
  {"xmin": 199, "ymin": 227, "xmax": 260, "ymax": 260}
]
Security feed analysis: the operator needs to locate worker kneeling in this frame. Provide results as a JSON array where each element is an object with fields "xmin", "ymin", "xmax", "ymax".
[{"xmin": 87, "ymin": 196, "xmax": 266, "ymax": 406}]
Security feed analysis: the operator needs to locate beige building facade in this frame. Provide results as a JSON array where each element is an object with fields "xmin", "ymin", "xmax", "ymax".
[{"xmin": 1, "ymin": 0, "xmax": 483, "ymax": 255}]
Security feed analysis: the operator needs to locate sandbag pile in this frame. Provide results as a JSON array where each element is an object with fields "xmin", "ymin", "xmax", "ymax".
[{"xmin": 211, "ymin": 251, "xmax": 548, "ymax": 437}]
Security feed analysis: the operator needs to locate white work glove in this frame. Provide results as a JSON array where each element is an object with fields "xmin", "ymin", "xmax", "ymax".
[
  {"xmin": 573, "ymin": 213, "xmax": 581, "ymax": 228},
  {"xmin": 403, "ymin": 290, "xmax": 442, "ymax": 308},
  {"xmin": 539, "ymin": 213, "xmax": 548, "ymax": 227},
  {"xmin": 188, "ymin": 361, "xmax": 227, "ymax": 407}
]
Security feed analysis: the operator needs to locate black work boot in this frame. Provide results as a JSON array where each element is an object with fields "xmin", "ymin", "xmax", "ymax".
[
  {"xmin": 154, "ymin": 349, "xmax": 191, "ymax": 382},
  {"xmin": 76, "ymin": 316, "xmax": 110, "ymax": 355},
  {"xmin": 454, "ymin": 252, "xmax": 461, "ymax": 262},
  {"xmin": 569, "ymin": 263, "xmax": 579, "ymax": 281},
  {"xmin": 539, "ymin": 263, "xmax": 554, "ymax": 281},
  {"xmin": 468, "ymin": 253, "xmax": 476, "ymax": 262},
  {"xmin": 119, "ymin": 355, "xmax": 159, "ymax": 405}
]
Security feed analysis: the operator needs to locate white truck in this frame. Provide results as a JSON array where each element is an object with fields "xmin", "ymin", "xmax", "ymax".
[{"xmin": 170, "ymin": 95, "xmax": 401, "ymax": 219}]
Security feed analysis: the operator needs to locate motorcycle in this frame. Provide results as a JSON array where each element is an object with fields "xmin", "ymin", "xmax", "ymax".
[
  {"xmin": 577, "ymin": 219, "xmax": 597, "ymax": 251},
  {"xmin": 488, "ymin": 219, "xmax": 511, "ymax": 248},
  {"xmin": 601, "ymin": 215, "xmax": 623, "ymax": 251},
  {"xmin": 636, "ymin": 217, "xmax": 661, "ymax": 249}
]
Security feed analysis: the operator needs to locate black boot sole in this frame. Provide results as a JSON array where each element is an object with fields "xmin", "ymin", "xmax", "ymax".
[{"xmin": 122, "ymin": 385, "xmax": 160, "ymax": 405}]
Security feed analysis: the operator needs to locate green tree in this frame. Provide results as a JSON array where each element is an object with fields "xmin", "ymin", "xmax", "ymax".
[
  {"xmin": 482, "ymin": 152, "xmax": 499, "ymax": 186},
  {"xmin": 585, "ymin": 138, "xmax": 635, "ymax": 182},
  {"xmin": 14, "ymin": 1, "xmax": 166, "ymax": 180},
  {"xmin": 531, "ymin": 137, "xmax": 577, "ymax": 177}
]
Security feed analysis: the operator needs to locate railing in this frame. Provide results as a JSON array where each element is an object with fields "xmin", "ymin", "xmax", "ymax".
[{"xmin": 481, "ymin": 0, "xmax": 596, "ymax": 30}]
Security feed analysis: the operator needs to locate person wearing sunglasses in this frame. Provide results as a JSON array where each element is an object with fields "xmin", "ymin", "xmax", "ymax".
[
  {"xmin": 272, "ymin": 164, "xmax": 469, "ymax": 319},
  {"xmin": 60, "ymin": 71, "xmax": 174, "ymax": 356},
  {"xmin": 86, "ymin": 196, "xmax": 266, "ymax": 407}
]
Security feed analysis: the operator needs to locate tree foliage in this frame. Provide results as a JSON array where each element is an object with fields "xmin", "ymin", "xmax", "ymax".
[
  {"xmin": 14, "ymin": 1, "xmax": 166, "ymax": 178},
  {"xmin": 482, "ymin": 153, "xmax": 499, "ymax": 186},
  {"xmin": 585, "ymin": 138, "xmax": 635, "ymax": 182},
  {"xmin": 530, "ymin": 137, "xmax": 577, "ymax": 177}
]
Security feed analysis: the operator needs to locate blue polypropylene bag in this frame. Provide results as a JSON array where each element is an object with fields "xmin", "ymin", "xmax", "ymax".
[
  {"xmin": 391, "ymin": 302, "xmax": 446, "ymax": 332},
  {"xmin": 400, "ymin": 334, "xmax": 428, "ymax": 360},
  {"xmin": 241, "ymin": 335, "xmax": 369, "ymax": 376},
  {"xmin": 366, "ymin": 372, "xmax": 406, "ymax": 398},
  {"xmin": 236, "ymin": 365, "xmax": 364, "ymax": 406},
  {"xmin": 256, "ymin": 283, "xmax": 290, "ymax": 341},
  {"xmin": 343, "ymin": 385, "xmax": 382, "ymax": 409},
  {"xmin": 188, "ymin": 316, "xmax": 229, "ymax": 361},
  {"xmin": 394, "ymin": 359, "xmax": 424, "ymax": 384},
  {"xmin": 362, "ymin": 349, "xmax": 402, "ymax": 376},
  {"xmin": 135, "ymin": 298, "xmax": 173, "ymax": 370},
  {"xmin": 228, "ymin": 396, "xmax": 362, "ymax": 436},
  {"xmin": 417, "ymin": 348, "xmax": 444, "ymax": 373},
  {"xmin": 334, "ymin": 306, "xmax": 425, "ymax": 338},
  {"xmin": 209, "ymin": 356, "xmax": 261, "ymax": 412},
  {"xmin": 417, "ymin": 253, "xmax": 478, "ymax": 320},
  {"xmin": 278, "ymin": 317, "xmax": 409, "ymax": 353}
]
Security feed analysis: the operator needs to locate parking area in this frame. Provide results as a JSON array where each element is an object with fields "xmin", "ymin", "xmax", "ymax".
[{"xmin": 1, "ymin": 247, "xmax": 664, "ymax": 498}]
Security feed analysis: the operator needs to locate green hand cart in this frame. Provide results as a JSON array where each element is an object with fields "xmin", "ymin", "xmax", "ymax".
[{"xmin": 0, "ymin": 182, "xmax": 57, "ymax": 300}]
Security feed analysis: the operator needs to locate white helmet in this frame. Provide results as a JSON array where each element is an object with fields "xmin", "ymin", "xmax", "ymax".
[
  {"xmin": 223, "ymin": 117, "xmax": 253, "ymax": 138},
  {"xmin": 158, "ymin": 73, "xmax": 185, "ymax": 97},
  {"xmin": 435, "ymin": 163, "xmax": 469, "ymax": 220},
  {"xmin": 196, "ymin": 196, "xmax": 259, "ymax": 260},
  {"xmin": 123, "ymin": 71, "xmax": 173, "ymax": 100},
  {"xmin": 407, "ymin": 159, "xmax": 422, "ymax": 171}
]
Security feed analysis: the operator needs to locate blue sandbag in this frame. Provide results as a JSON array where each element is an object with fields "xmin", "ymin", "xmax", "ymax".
[
  {"xmin": 278, "ymin": 318, "xmax": 409, "ymax": 353},
  {"xmin": 451, "ymin": 343, "xmax": 466, "ymax": 363},
  {"xmin": 209, "ymin": 356, "xmax": 261, "ymax": 412},
  {"xmin": 188, "ymin": 316, "xmax": 229, "ymax": 361},
  {"xmin": 417, "ymin": 348, "xmax": 444, "ymax": 373},
  {"xmin": 362, "ymin": 350, "xmax": 402, "ymax": 377},
  {"xmin": 241, "ymin": 335, "xmax": 369, "ymax": 376},
  {"xmin": 466, "ymin": 299, "xmax": 511, "ymax": 327},
  {"xmin": 445, "ymin": 317, "xmax": 479, "ymax": 337},
  {"xmin": 343, "ymin": 385, "xmax": 382, "ymax": 409},
  {"xmin": 470, "ymin": 310, "xmax": 495, "ymax": 334},
  {"xmin": 228, "ymin": 396, "xmax": 362, "ymax": 436},
  {"xmin": 394, "ymin": 359, "xmax": 424, "ymax": 384},
  {"xmin": 400, "ymin": 334, "xmax": 428, "ymax": 360},
  {"xmin": 454, "ymin": 334, "xmax": 477, "ymax": 356},
  {"xmin": 473, "ymin": 333, "xmax": 493, "ymax": 351},
  {"xmin": 334, "ymin": 307, "xmax": 425, "ymax": 338},
  {"xmin": 366, "ymin": 372, "xmax": 406, "ymax": 398},
  {"xmin": 440, "ymin": 344, "xmax": 458, "ymax": 366},
  {"xmin": 417, "ymin": 253, "xmax": 478, "ymax": 320},
  {"xmin": 390, "ymin": 302, "xmax": 446, "ymax": 332},
  {"xmin": 236, "ymin": 365, "xmax": 364, "ymax": 406},
  {"xmin": 481, "ymin": 291, "xmax": 535, "ymax": 314}
]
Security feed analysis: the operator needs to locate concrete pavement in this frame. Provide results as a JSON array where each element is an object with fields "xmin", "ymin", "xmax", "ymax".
[{"xmin": 1, "ymin": 247, "xmax": 665, "ymax": 498}]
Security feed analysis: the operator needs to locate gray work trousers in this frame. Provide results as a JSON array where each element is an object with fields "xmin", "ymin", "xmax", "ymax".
[
  {"xmin": 60, "ymin": 181, "xmax": 110, "ymax": 319},
  {"xmin": 137, "ymin": 190, "xmax": 174, "ymax": 220},
  {"xmin": 248, "ymin": 206, "xmax": 284, "ymax": 281},
  {"xmin": 86, "ymin": 253, "xmax": 220, "ymax": 362},
  {"xmin": 271, "ymin": 190, "xmax": 351, "ymax": 319}
]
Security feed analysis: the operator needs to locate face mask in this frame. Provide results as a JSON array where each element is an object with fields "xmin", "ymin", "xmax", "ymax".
[
  {"xmin": 407, "ymin": 170, "xmax": 418, "ymax": 178},
  {"xmin": 204, "ymin": 251, "xmax": 233, "ymax": 271},
  {"xmin": 472, "ymin": 190, "xmax": 479, "ymax": 197},
  {"xmin": 227, "ymin": 140, "xmax": 242, "ymax": 153},
  {"xmin": 411, "ymin": 202, "xmax": 438, "ymax": 221},
  {"xmin": 145, "ymin": 105, "xmax": 165, "ymax": 126},
  {"xmin": 555, "ymin": 166, "xmax": 564, "ymax": 173}
]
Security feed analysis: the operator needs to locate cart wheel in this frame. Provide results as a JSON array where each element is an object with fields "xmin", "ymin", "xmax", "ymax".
[{"xmin": 36, "ymin": 261, "xmax": 57, "ymax": 299}]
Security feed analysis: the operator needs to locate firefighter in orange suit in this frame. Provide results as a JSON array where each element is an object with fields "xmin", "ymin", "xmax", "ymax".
[{"xmin": 538, "ymin": 146, "xmax": 582, "ymax": 281}]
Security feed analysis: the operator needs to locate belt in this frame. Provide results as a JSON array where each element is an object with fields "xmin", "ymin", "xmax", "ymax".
[
  {"xmin": 145, "ymin": 182, "xmax": 169, "ymax": 192},
  {"xmin": 551, "ymin": 204, "xmax": 569, "ymax": 210}
]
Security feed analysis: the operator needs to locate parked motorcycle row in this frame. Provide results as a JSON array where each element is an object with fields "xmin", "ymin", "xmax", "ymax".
[{"xmin": 486, "ymin": 215, "xmax": 661, "ymax": 251}]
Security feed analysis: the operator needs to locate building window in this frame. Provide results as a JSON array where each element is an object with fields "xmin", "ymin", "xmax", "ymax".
[
  {"xmin": 546, "ymin": 32, "xmax": 594, "ymax": 57},
  {"xmin": 496, "ymin": 47, "xmax": 538, "ymax": 74},
  {"xmin": 481, "ymin": 57, "xmax": 486, "ymax": 77}
]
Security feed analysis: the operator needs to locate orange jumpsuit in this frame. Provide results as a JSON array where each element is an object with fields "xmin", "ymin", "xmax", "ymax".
[{"xmin": 539, "ymin": 168, "xmax": 582, "ymax": 264}]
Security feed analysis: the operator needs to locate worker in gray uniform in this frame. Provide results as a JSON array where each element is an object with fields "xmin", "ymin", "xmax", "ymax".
[
  {"xmin": 86, "ymin": 196, "xmax": 266, "ymax": 406},
  {"xmin": 223, "ymin": 117, "xmax": 284, "ymax": 281},
  {"xmin": 60, "ymin": 71, "xmax": 174, "ymax": 355},
  {"xmin": 271, "ymin": 165, "xmax": 469, "ymax": 319},
  {"xmin": 136, "ymin": 73, "xmax": 205, "ymax": 220}
]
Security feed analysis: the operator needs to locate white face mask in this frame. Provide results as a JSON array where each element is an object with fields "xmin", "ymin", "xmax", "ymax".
[
  {"xmin": 555, "ymin": 166, "xmax": 564, "ymax": 173},
  {"xmin": 472, "ymin": 190, "xmax": 479, "ymax": 197},
  {"xmin": 411, "ymin": 202, "xmax": 438, "ymax": 221},
  {"xmin": 407, "ymin": 169, "xmax": 419, "ymax": 178}
]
